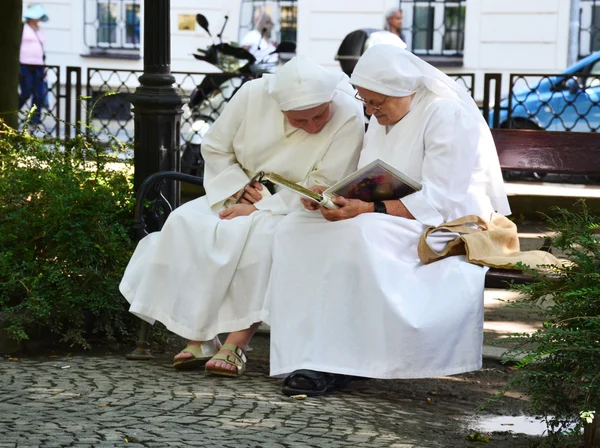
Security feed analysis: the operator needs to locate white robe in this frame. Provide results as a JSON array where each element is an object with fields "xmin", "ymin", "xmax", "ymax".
[
  {"xmin": 263, "ymin": 89, "xmax": 501, "ymax": 379},
  {"xmin": 120, "ymin": 77, "xmax": 364, "ymax": 341}
]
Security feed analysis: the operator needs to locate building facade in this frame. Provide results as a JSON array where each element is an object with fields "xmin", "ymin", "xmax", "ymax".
[{"xmin": 27, "ymin": 0, "xmax": 600, "ymax": 98}]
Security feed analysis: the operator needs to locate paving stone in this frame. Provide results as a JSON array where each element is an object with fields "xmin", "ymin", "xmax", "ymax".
[{"xmin": 0, "ymin": 347, "xmax": 519, "ymax": 448}]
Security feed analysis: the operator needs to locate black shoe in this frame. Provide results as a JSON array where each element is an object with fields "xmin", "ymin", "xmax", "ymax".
[{"xmin": 282, "ymin": 369, "xmax": 354, "ymax": 397}]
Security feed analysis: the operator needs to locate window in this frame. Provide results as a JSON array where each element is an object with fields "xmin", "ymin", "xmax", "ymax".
[
  {"xmin": 399, "ymin": 0, "xmax": 466, "ymax": 57},
  {"xmin": 579, "ymin": 0, "xmax": 600, "ymax": 58},
  {"xmin": 279, "ymin": 5, "xmax": 297, "ymax": 42},
  {"xmin": 413, "ymin": 5, "xmax": 434, "ymax": 51},
  {"xmin": 85, "ymin": 0, "xmax": 140, "ymax": 56},
  {"xmin": 97, "ymin": 3, "xmax": 117, "ymax": 45},
  {"xmin": 443, "ymin": 4, "xmax": 466, "ymax": 51},
  {"xmin": 125, "ymin": 3, "xmax": 141, "ymax": 45},
  {"xmin": 239, "ymin": 0, "xmax": 298, "ymax": 45}
]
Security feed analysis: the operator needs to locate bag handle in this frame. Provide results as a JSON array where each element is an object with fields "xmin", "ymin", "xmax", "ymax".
[
  {"xmin": 429, "ymin": 214, "xmax": 489, "ymax": 233},
  {"xmin": 417, "ymin": 215, "xmax": 489, "ymax": 264}
]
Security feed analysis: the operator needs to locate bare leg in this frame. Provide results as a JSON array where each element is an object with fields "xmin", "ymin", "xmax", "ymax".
[{"xmin": 204, "ymin": 323, "xmax": 261, "ymax": 372}]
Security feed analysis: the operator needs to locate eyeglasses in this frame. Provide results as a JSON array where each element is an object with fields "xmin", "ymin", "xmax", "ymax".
[{"xmin": 354, "ymin": 92, "xmax": 388, "ymax": 111}]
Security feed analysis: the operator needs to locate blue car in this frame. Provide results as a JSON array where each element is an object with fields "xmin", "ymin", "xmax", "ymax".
[{"xmin": 489, "ymin": 51, "xmax": 600, "ymax": 131}]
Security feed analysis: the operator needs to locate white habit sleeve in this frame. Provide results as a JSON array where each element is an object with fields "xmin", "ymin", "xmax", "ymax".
[
  {"xmin": 201, "ymin": 83, "xmax": 252, "ymax": 209},
  {"xmin": 401, "ymin": 101, "xmax": 479, "ymax": 226}
]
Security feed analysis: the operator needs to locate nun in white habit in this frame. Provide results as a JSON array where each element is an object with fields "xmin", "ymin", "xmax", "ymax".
[
  {"xmin": 262, "ymin": 45, "xmax": 511, "ymax": 396},
  {"xmin": 120, "ymin": 56, "xmax": 364, "ymax": 376}
]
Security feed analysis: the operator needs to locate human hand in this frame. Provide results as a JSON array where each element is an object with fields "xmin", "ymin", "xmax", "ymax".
[
  {"xmin": 301, "ymin": 185, "xmax": 327, "ymax": 211},
  {"xmin": 236, "ymin": 181, "xmax": 264, "ymax": 204},
  {"xmin": 320, "ymin": 196, "xmax": 371, "ymax": 221},
  {"xmin": 219, "ymin": 204, "xmax": 257, "ymax": 220}
]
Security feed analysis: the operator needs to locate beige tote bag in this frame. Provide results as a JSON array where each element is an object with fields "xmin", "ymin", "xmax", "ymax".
[{"xmin": 417, "ymin": 214, "xmax": 562, "ymax": 270}]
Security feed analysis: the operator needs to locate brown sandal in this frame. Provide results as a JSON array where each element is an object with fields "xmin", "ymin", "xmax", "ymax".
[
  {"xmin": 173, "ymin": 340, "xmax": 219, "ymax": 370},
  {"xmin": 204, "ymin": 343, "xmax": 247, "ymax": 377}
]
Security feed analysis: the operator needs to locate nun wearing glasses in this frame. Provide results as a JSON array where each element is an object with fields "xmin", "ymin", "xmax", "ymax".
[
  {"xmin": 263, "ymin": 45, "xmax": 511, "ymax": 396},
  {"xmin": 120, "ymin": 56, "xmax": 364, "ymax": 377}
]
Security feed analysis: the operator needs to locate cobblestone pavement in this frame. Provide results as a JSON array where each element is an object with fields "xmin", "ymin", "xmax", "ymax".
[{"xmin": 0, "ymin": 334, "xmax": 533, "ymax": 448}]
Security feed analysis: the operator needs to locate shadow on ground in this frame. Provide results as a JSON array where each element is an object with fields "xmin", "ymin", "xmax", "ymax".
[{"xmin": 0, "ymin": 333, "xmax": 542, "ymax": 448}]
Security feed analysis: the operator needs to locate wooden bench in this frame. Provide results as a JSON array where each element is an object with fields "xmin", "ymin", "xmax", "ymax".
[
  {"xmin": 126, "ymin": 129, "xmax": 600, "ymax": 358},
  {"xmin": 485, "ymin": 129, "xmax": 600, "ymax": 287}
]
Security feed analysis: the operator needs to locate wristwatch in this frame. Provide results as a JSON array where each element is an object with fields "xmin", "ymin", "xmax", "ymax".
[{"xmin": 373, "ymin": 201, "xmax": 387, "ymax": 214}]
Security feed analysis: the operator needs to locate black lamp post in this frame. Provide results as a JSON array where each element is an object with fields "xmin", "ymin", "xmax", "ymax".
[
  {"xmin": 131, "ymin": 0, "xmax": 184, "ymax": 202},
  {"xmin": 127, "ymin": 0, "xmax": 183, "ymax": 360}
]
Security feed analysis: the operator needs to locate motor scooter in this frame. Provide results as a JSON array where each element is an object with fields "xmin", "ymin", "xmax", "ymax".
[{"xmin": 181, "ymin": 14, "xmax": 295, "ymax": 176}]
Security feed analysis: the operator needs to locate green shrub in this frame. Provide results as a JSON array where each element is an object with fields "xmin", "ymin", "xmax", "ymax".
[
  {"xmin": 0, "ymin": 122, "xmax": 137, "ymax": 348},
  {"xmin": 503, "ymin": 202, "xmax": 600, "ymax": 447}
]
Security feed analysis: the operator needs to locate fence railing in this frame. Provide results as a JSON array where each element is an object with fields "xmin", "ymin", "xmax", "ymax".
[
  {"xmin": 17, "ymin": 67, "xmax": 477, "ymax": 144},
  {"xmin": 81, "ymin": 69, "xmax": 260, "ymax": 144},
  {"xmin": 17, "ymin": 66, "xmax": 600, "ymax": 145},
  {"xmin": 398, "ymin": 0, "xmax": 466, "ymax": 58},
  {"xmin": 504, "ymin": 73, "xmax": 600, "ymax": 132}
]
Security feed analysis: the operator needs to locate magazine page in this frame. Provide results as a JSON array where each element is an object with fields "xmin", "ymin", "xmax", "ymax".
[{"xmin": 325, "ymin": 159, "xmax": 421, "ymax": 202}]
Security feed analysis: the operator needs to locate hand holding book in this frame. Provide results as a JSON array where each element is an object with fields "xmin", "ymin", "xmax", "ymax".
[
  {"xmin": 251, "ymin": 159, "xmax": 422, "ymax": 210},
  {"xmin": 300, "ymin": 185, "xmax": 327, "ymax": 211}
]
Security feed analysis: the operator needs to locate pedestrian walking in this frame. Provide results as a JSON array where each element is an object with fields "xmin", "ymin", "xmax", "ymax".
[{"xmin": 19, "ymin": 4, "xmax": 49, "ymax": 126}]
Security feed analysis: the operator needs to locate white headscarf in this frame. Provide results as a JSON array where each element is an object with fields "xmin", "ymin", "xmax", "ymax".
[
  {"xmin": 350, "ymin": 45, "xmax": 510, "ymax": 215},
  {"xmin": 266, "ymin": 55, "xmax": 345, "ymax": 111}
]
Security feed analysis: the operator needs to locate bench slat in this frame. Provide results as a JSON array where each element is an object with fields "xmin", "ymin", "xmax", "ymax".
[
  {"xmin": 492, "ymin": 129, "xmax": 600, "ymax": 175},
  {"xmin": 484, "ymin": 268, "xmax": 532, "ymax": 289}
]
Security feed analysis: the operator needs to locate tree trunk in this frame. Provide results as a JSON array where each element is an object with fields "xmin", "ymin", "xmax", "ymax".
[
  {"xmin": 583, "ymin": 406, "xmax": 600, "ymax": 448},
  {"xmin": 0, "ymin": 0, "xmax": 23, "ymax": 129}
]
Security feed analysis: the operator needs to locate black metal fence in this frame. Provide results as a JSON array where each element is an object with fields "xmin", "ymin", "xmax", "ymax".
[
  {"xmin": 17, "ymin": 67, "xmax": 474, "ymax": 144},
  {"xmin": 81, "ymin": 69, "xmax": 258, "ymax": 144},
  {"xmin": 16, "ymin": 67, "xmax": 600, "ymax": 143},
  {"xmin": 486, "ymin": 72, "xmax": 600, "ymax": 132},
  {"xmin": 449, "ymin": 73, "xmax": 473, "ymax": 97}
]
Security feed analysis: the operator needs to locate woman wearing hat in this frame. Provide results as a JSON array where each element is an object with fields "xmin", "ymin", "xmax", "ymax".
[
  {"xmin": 19, "ymin": 4, "xmax": 49, "ymax": 126},
  {"xmin": 120, "ymin": 56, "xmax": 365, "ymax": 377}
]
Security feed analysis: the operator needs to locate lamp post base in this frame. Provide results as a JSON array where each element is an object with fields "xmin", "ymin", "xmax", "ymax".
[{"xmin": 126, "ymin": 341, "xmax": 155, "ymax": 360}]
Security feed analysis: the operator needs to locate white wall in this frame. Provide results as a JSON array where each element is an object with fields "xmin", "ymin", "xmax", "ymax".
[
  {"xmin": 33, "ymin": 0, "xmax": 575, "ymax": 100},
  {"xmin": 33, "ymin": 0, "xmax": 239, "ymax": 81},
  {"xmin": 37, "ymin": 0, "xmax": 141, "ymax": 73},
  {"xmin": 463, "ymin": 0, "xmax": 572, "ymax": 99},
  {"xmin": 170, "ymin": 0, "xmax": 240, "ymax": 73},
  {"xmin": 296, "ymin": 0, "xmax": 399, "ymax": 70}
]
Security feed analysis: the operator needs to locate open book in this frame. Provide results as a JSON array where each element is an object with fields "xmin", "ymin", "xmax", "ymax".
[{"xmin": 257, "ymin": 159, "xmax": 422, "ymax": 210}]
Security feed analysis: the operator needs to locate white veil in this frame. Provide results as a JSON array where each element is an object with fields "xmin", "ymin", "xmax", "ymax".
[
  {"xmin": 350, "ymin": 45, "xmax": 510, "ymax": 215},
  {"xmin": 265, "ymin": 55, "xmax": 346, "ymax": 111}
]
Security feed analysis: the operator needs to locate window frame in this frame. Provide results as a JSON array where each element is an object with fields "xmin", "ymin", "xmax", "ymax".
[
  {"xmin": 238, "ymin": 0, "xmax": 298, "ymax": 45},
  {"xmin": 579, "ymin": 0, "xmax": 600, "ymax": 59},
  {"xmin": 399, "ymin": 0, "xmax": 466, "ymax": 58},
  {"xmin": 84, "ymin": 0, "xmax": 141, "ymax": 54}
]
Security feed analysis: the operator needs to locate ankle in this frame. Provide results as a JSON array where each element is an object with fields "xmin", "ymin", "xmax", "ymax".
[
  {"xmin": 223, "ymin": 324, "xmax": 260, "ymax": 352},
  {"xmin": 222, "ymin": 341, "xmax": 248, "ymax": 353}
]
